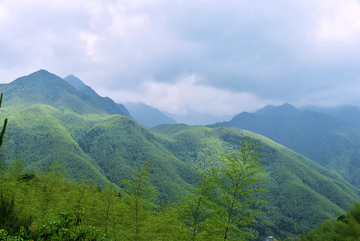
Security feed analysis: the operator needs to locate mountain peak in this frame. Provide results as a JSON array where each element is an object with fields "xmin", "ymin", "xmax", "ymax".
[
  {"xmin": 255, "ymin": 103, "xmax": 299, "ymax": 117},
  {"xmin": 254, "ymin": 105, "xmax": 276, "ymax": 115},
  {"xmin": 12, "ymin": 69, "xmax": 69, "ymax": 87},
  {"xmin": 64, "ymin": 74, "xmax": 86, "ymax": 90}
]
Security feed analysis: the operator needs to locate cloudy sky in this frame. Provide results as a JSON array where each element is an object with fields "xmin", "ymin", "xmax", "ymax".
[{"xmin": 1, "ymin": 0, "xmax": 360, "ymax": 117}]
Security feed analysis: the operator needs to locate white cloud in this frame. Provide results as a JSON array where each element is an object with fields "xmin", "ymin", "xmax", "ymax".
[
  {"xmin": 97, "ymin": 75, "xmax": 281, "ymax": 115},
  {"xmin": 1, "ymin": 0, "xmax": 360, "ymax": 115},
  {"xmin": 314, "ymin": 0, "xmax": 360, "ymax": 43}
]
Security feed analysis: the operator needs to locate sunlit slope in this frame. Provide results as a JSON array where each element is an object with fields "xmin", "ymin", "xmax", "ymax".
[
  {"xmin": 2, "ymin": 104, "xmax": 109, "ymax": 186},
  {"xmin": 0, "ymin": 70, "xmax": 105, "ymax": 115},
  {"xmin": 0, "ymin": 104, "xmax": 196, "ymax": 202},
  {"xmin": 79, "ymin": 115, "xmax": 196, "ymax": 202},
  {"xmin": 153, "ymin": 124, "xmax": 360, "ymax": 234}
]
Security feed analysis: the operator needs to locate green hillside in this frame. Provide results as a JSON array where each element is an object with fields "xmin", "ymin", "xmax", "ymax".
[
  {"xmin": 153, "ymin": 124, "xmax": 360, "ymax": 234},
  {"xmin": 0, "ymin": 70, "xmax": 105, "ymax": 115},
  {"xmin": 79, "ymin": 115, "xmax": 196, "ymax": 202},
  {"xmin": 213, "ymin": 103, "xmax": 360, "ymax": 189},
  {"xmin": 0, "ymin": 70, "xmax": 359, "ymax": 237},
  {"xmin": 1, "ymin": 104, "xmax": 109, "ymax": 186}
]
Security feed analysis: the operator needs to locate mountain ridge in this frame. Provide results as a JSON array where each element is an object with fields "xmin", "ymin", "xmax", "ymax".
[
  {"xmin": 1, "ymin": 70, "xmax": 359, "ymax": 236},
  {"xmin": 212, "ymin": 103, "xmax": 360, "ymax": 189},
  {"xmin": 64, "ymin": 74, "xmax": 131, "ymax": 117}
]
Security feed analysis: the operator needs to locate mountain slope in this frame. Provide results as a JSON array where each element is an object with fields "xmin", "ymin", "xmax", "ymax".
[
  {"xmin": 299, "ymin": 105, "xmax": 360, "ymax": 128},
  {"xmin": 0, "ymin": 70, "xmax": 105, "ymax": 115},
  {"xmin": 64, "ymin": 75, "xmax": 131, "ymax": 117},
  {"xmin": 212, "ymin": 103, "xmax": 360, "ymax": 189},
  {"xmin": 2, "ymin": 104, "xmax": 109, "ymax": 186},
  {"xmin": 153, "ymin": 124, "xmax": 360, "ymax": 234},
  {"xmin": 1, "ymin": 70, "xmax": 360, "ymax": 236}
]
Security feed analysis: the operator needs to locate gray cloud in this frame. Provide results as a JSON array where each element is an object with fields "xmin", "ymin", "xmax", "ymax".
[{"xmin": 1, "ymin": 0, "xmax": 360, "ymax": 115}]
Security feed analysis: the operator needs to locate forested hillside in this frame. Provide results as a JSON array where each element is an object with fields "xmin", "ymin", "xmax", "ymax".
[
  {"xmin": 153, "ymin": 124, "xmax": 360, "ymax": 235},
  {"xmin": 0, "ymin": 70, "xmax": 359, "ymax": 239},
  {"xmin": 213, "ymin": 103, "xmax": 360, "ymax": 189}
]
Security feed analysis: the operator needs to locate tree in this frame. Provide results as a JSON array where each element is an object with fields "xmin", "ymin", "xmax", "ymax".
[
  {"xmin": 38, "ymin": 208, "xmax": 104, "ymax": 241},
  {"xmin": 0, "ymin": 93, "xmax": 8, "ymax": 174},
  {"xmin": 180, "ymin": 136, "xmax": 267, "ymax": 240},
  {"xmin": 217, "ymin": 136, "xmax": 267, "ymax": 240},
  {"xmin": 179, "ymin": 168, "xmax": 222, "ymax": 241},
  {"xmin": 119, "ymin": 161, "xmax": 158, "ymax": 240}
]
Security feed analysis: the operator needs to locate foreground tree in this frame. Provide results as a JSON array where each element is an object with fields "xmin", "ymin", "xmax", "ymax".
[
  {"xmin": 179, "ymin": 169, "xmax": 221, "ymax": 240},
  {"xmin": 180, "ymin": 136, "xmax": 267, "ymax": 240},
  {"xmin": 119, "ymin": 161, "xmax": 158, "ymax": 240},
  {"xmin": 0, "ymin": 93, "xmax": 8, "ymax": 174},
  {"xmin": 218, "ymin": 136, "xmax": 267, "ymax": 240}
]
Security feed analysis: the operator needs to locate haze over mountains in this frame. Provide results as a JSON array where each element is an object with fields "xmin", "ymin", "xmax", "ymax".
[
  {"xmin": 1, "ymin": 69, "xmax": 360, "ymax": 237},
  {"xmin": 212, "ymin": 103, "xmax": 360, "ymax": 189},
  {"xmin": 124, "ymin": 102, "xmax": 176, "ymax": 128}
]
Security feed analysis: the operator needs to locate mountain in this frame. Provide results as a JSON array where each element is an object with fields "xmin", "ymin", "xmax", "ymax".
[
  {"xmin": 116, "ymin": 103, "xmax": 131, "ymax": 117},
  {"xmin": 212, "ymin": 103, "xmax": 360, "ymax": 189},
  {"xmin": 153, "ymin": 124, "xmax": 360, "ymax": 235},
  {"xmin": 0, "ymin": 70, "xmax": 105, "ymax": 115},
  {"xmin": 1, "ymin": 70, "xmax": 360, "ymax": 236},
  {"xmin": 64, "ymin": 75, "xmax": 131, "ymax": 117},
  {"xmin": 164, "ymin": 111, "xmax": 233, "ymax": 125},
  {"xmin": 124, "ymin": 102, "xmax": 176, "ymax": 128},
  {"xmin": 299, "ymin": 105, "xmax": 360, "ymax": 128},
  {"xmin": 62, "ymin": 74, "xmax": 86, "ymax": 90}
]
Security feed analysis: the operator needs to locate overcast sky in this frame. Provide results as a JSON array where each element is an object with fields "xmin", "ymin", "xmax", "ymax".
[{"xmin": 1, "ymin": 0, "xmax": 360, "ymax": 116}]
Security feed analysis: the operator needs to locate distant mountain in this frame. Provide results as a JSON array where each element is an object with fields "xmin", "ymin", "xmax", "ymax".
[
  {"xmin": 164, "ymin": 111, "xmax": 233, "ymax": 125},
  {"xmin": 116, "ymin": 103, "xmax": 131, "ymax": 117},
  {"xmin": 125, "ymin": 102, "xmax": 176, "ymax": 128},
  {"xmin": 64, "ymin": 75, "xmax": 131, "ymax": 117},
  {"xmin": 62, "ymin": 74, "xmax": 85, "ymax": 90},
  {"xmin": 299, "ymin": 105, "xmax": 360, "ymax": 128},
  {"xmin": 212, "ymin": 103, "xmax": 360, "ymax": 189}
]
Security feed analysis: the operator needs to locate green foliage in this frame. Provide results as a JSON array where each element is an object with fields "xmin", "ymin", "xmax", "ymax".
[
  {"xmin": 179, "ymin": 137, "xmax": 267, "ymax": 241},
  {"xmin": 1, "ymin": 71, "xmax": 360, "ymax": 238},
  {"xmin": 119, "ymin": 161, "xmax": 158, "ymax": 240},
  {"xmin": 79, "ymin": 116, "xmax": 195, "ymax": 202},
  {"xmin": 39, "ymin": 209, "xmax": 103, "ymax": 241},
  {"xmin": 0, "ymin": 186, "xmax": 32, "ymax": 237},
  {"xmin": 0, "ymin": 92, "xmax": 8, "ymax": 174},
  {"xmin": 179, "ymin": 169, "xmax": 221, "ymax": 240},
  {"xmin": 0, "ymin": 70, "xmax": 105, "ymax": 115},
  {"xmin": 299, "ymin": 202, "xmax": 360, "ymax": 241},
  {"xmin": 217, "ymin": 136, "xmax": 267, "ymax": 240}
]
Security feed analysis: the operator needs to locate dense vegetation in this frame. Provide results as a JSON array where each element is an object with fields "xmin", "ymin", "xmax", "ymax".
[
  {"xmin": 299, "ymin": 202, "xmax": 360, "ymax": 240},
  {"xmin": 0, "ymin": 137, "xmax": 269, "ymax": 240},
  {"xmin": 1, "ymin": 70, "xmax": 360, "ymax": 239},
  {"xmin": 213, "ymin": 103, "xmax": 360, "ymax": 189}
]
